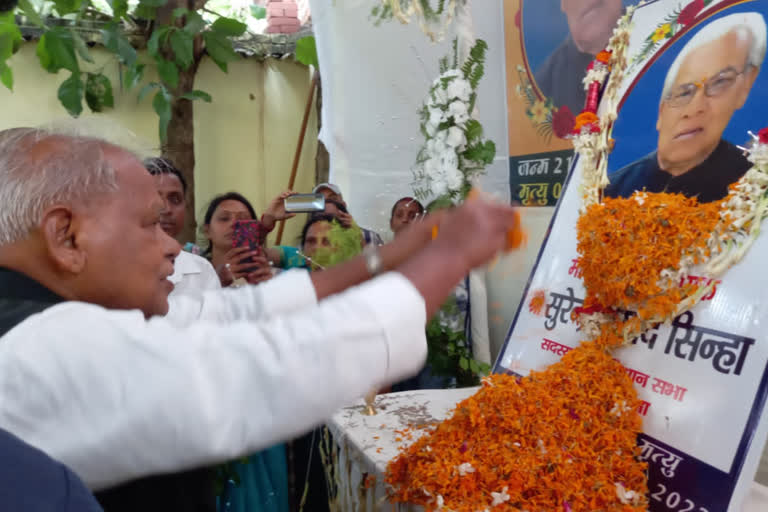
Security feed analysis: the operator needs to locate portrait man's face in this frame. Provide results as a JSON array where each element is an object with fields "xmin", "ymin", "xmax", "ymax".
[
  {"xmin": 561, "ymin": 0, "xmax": 623, "ymax": 55},
  {"xmin": 656, "ymin": 29, "xmax": 759, "ymax": 175}
]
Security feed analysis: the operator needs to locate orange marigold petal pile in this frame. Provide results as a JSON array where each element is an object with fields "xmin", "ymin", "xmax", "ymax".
[
  {"xmin": 576, "ymin": 192, "xmax": 721, "ymax": 317},
  {"xmin": 386, "ymin": 342, "xmax": 648, "ymax": 512}
]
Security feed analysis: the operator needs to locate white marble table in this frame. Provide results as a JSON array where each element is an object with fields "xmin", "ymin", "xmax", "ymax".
[{"xmin": 327, "ymin": 388, "xmax": 768, "ymax": 512}]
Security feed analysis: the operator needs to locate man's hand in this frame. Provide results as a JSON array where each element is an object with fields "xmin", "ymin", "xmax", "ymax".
[
  {"xmin": 262, "ymin": 190, "xmax": 296, "ymax": 232},
  {"xmin": 334, "ymin": 211, "xmax": 354, "ymax": 228},
  {"xmin": 433, "ymin": 199, "xmax": 521, "ymax": 273}
]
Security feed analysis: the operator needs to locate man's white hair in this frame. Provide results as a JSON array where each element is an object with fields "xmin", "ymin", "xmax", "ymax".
[
  {"xmin": 661, "ymin": 12, "xmax": 767, "ymax": 101},
  {"xmin": 0, "ymin": 126, "xmax": 122, "ymax": 245}
]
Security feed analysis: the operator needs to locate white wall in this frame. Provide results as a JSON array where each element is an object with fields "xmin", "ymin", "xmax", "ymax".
[{"xmin": 310, "ymin": 0, "xmax": 554, "ymax": 360}]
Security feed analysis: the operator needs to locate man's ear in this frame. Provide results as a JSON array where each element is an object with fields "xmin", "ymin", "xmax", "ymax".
[
  {"xmin": 40, "ymin": 206, "xmax": 86, "ymax": 274},
  {"xmin": 736, "ymin": 66, "xmax": 759, "ymax": 109}
]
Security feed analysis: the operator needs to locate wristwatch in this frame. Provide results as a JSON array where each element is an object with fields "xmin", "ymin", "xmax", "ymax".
[{"xmin": 363, "ymin": 244, "xmax": 383, "ymax": 277}]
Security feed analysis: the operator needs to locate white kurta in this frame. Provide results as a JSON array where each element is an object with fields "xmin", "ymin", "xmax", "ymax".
[{"xmin": 0, "ymin": 270, "xmax": 427, "ymax": 490}]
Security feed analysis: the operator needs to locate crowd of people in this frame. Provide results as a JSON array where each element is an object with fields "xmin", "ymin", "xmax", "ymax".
[{"xmin": 0, "ymin": 126, "xmax": 520, "ymax": 511}]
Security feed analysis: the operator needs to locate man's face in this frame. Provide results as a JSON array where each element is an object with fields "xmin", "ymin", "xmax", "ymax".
[
  {"xmin": 77, "ymin": 147, "xmax": 180, "ymax": 317},
  {"xmin": 390, "ymin": 200, "xmax": 422, "ymax": 235},
  {"xmin": 656, "ymin": 30, "xmax": 757, "ymax": 175},
  {"xmin": 317, "ymin": 186, "xmax": 343, "ymax": 204},
  {"xmin": 561, "ymin": 0, "xmax": 623, "ymax": 55},
  {"xmin": 153, "ymin": 173, "xmax": 186, "ymax": 239}
]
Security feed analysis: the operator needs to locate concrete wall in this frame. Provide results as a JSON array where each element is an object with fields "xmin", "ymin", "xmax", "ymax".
[{"xmin": 0, "ymin": 43, "xmax": 318, "ymax": 246}]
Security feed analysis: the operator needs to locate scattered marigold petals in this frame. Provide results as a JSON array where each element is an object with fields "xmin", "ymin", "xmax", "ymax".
[
  {"xmin": 386, "ymin": 343, "xmax": 648, "ymax": 512},
  {"xmin": 528, "ymin": 289, "xmax": 547, "ymax": 316}
]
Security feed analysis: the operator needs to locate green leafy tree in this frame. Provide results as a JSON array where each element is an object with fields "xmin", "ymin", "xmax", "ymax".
[{"xmin": 0, "ymin": 0, "xmax": 266, "ymax": 241}]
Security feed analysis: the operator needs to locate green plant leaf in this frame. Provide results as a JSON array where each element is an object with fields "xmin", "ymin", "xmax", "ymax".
[
  {"xmin": 250, "ymin": 5, "xmax": 266, "ymax": 19},
  {"xmin": 463, "ymin": 140, "xmax": 495, "ymax": 165},
  {"xmin": 37, "ymin": 28, "xmax": 78, "ymax": 73},
  {"xmin": 107, "ymin": 0, "xmax": 128, "ymax": 19},
  {"xmin": 156, "ymin": 58, "xmax": 178, "ymax": 88},
  {"xmin": 0, "ymin": 12, "xmax": 22, "ymax": 60},
  {"xmin": 146, "ymin": 26, "xmax": 169, "ymax": 58},
  {"xmin": 138, "ymin": 0, "xmax": 167, "ymax": 7},
  {"xmin": 52, "ymin": 0, "xmax": 83, "ymax": 16},
  {"xmin": 294, "ymin": 36, "xmax": 318, "ymax": 69},
  {"xmin": 459, "ymin": 357, "xmax": 469, "ymax": 371},
  {"xmin": 137, "ymin": 81, "xmax": 159, "ymax": 103},
  {"xmin": 71, "ymin": 30, "xmax": 94, "ymax": 63},
  {"xmin": 183, "ymin": 10, "xmax": 206, "ymax": 34},
  {"xmin": 464, "ymin": 119, "xmax": 482, "ymax": 142},
  {"xmin": 17, "ymin": 0, "xmax": 44, "ymax": 28},
  {"xmin": 101, "ymin": 24, "xmax": 136, "ymax": 66},
  {"xmin": 58, "ymin": 72, "xmax": 83, "ymax": 117},
  {"xmin": 133, "ymin": 3, "xmax": 157, "ymax": 20},
  {"xmin": 179, "ymin": 89, "xmax": 211, "ymax": 102},
  {"xmin": 172, "ymin": 6, "xmax": 187, "ymax": 19},
  {"xmin": 85, "ymin": 72, "xmax": 114, "ymax": 112},
  {"xmin": 152, "ymin": 88, "xmax": 172, "ymax": 142},
  {"xmin": 169, "ymin": 29, "xmax": 194, "ymax": 70},
  {"xmin": 0, "ymin": 61, "xmax": 12, "ymax": 90},
  {"xmin": 211, "ymin": 17, "xmax": 247, "ymax": 37},
  {"xmin": 202, "ymin": 31, "xmax": 238, "ymax": 72},
  {"xmin": 122, "ymin": 62, "xmax": 145, "ymax": 90}
]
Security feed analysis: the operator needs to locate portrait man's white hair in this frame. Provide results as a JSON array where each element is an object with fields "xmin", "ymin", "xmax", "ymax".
[{"xmin": 661, "ymin": 12, "xmax": 767, "ymax": 102}]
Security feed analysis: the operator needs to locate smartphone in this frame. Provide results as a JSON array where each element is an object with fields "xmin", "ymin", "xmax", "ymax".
[
  {"xmin": 232, "ymin": 220, "xmax": 268, "ymax": 272},
  {"xmin": 284, "ymin": 193, "xmax": 325, "ymax": 213}
]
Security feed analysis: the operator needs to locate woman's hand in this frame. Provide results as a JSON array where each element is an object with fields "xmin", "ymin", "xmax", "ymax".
[
  {"xmin": 261, "ymin": 190, "xmax": 296, "ymax": 231},
  {"xmin": 216, "ymin": 247, "xmax": 270, "ymax": 287}
]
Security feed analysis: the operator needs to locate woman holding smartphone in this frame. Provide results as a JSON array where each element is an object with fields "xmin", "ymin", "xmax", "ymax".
[
  {"xmin": 201, "ymin": 192, "xmax": 293, "ymax": 287},
  {"xmin": 197, "ymin": 192, "xmax": 291, "ymax": 512}
]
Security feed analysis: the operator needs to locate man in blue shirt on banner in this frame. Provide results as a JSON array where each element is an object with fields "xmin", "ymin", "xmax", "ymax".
[{"xmin": 606, "ymin": 13, "xmax": 766, "ymax": 203}]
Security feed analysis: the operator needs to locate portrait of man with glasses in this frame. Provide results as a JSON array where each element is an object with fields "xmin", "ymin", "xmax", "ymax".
[{"xmin": 606, "ymin": 12, "xmax": 766, "ymax": 203}]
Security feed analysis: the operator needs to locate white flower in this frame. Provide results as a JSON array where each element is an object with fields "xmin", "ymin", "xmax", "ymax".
[
  {"xmin": 457, "ymin": 462, "xmax": 476, "ymax": 476},
  {"xmin": 445, "ymin": 126, "xmax": 466, "ymax": 148},
  {"xmin": 445, "ymin": 168, "xmax": 464, "ymax": 191},
  {"xmin": 433, "ymin": 86, "xmax": 449, "ymax": 105},
  {"xmin": 441, "ymin": 69, "xmax": 461, "ymax": 79},
  {"xmin": 424, "ymin": 157, "xmax": 441, "ymax": 179},
  {"xmin": 431, "ymin": 178, "xmax": 449, "ymax": 197},
  {"xmin": 448, "ymin": 100, "xmax": 470, "ymax": 124},
  {"xmin": 428, "ymin": 108, "xmax": 445, "ymax": 128},
  {"xmin": 446, "ymin": 78, "xmax": 472, "ymax": 102},
  {"xmin": 441, "ymin": 151, "xmax": 459, "ymax": 172},
  {"xmin": 490, "ymin": 486, "xmax": 510, "ymax": 506},
  {"xmin": 615, "ymin": 482, "xmax": 640, "ymax": 505},
  {"xmin": 436, "ymin": 494, "xmax": 445, "ymax": 508},
  {"xmin": 434, "ymin": 129, "xmax": 448, "ymax": 145}
]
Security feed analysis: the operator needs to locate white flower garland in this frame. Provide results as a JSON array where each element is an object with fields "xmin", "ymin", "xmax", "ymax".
[{"xmin": 412, "ymin": 41, "xmax": 495, "ymax": 203}]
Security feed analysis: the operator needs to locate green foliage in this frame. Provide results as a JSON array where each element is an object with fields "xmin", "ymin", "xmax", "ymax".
[
  {"xmin": 202, "ymin": 30, "xmax": 239, "ymax": 72},
  {"xmin": 37, "ymin": 28, "xmax": 78, "ymax": 73},
  {"xmin": 294, "ymin": 35, "xmax": 317, "ymax": 69},
  {"xmin": 249, "ymin": 4, "xmax": 265, "ymax": 19},
  {"xmin": 85, "ymin": 72, "xmax": 114, "ymax": 111},
  {"xmin": 57, "ymin": 72, "xmax": 83, "ymax": 116},
  {"xmin": 5, "ymin": 0, "xmax": 250, "ymax": 141},
  {"xmin": 0, "ymin": 10, "xmax": 21, "ymax": 90},
  {"xmin": 425, "ymin": 298, "xmax": 490, "ymax": 388},
  {"xmin": 310, "ymin": 220, "xmax": 364, "ymax": 269}
]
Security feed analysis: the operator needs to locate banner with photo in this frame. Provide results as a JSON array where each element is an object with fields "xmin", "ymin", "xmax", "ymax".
[
  {"xmin": 503, "ymin": 0, "xmax": 634, "ymax": 206},
  {"xmin": 496, "ymin": 1, "xmax": 768, "ymax": 510}
]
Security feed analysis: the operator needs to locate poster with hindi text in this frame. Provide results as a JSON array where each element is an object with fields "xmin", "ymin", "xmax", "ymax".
[{"xmin": 496, "ymin": 1, "xmax": 768, "ymax": 510}]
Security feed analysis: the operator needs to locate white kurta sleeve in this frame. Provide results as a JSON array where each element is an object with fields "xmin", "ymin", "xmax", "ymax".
[
  {"xmin": 165, "ymin": 268, "xmax": 318, "ymax": 325},
  {"xmin": 0, "ymin": 272, "xmax": 426, "ymax": 491}
]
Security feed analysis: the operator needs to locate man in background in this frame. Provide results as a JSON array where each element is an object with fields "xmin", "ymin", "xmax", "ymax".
[
  {"xmin": 313, "ymin": 182, "xmax": 384, "ymax": 245},
  {"xmin": 145, "ymin": 157, "xmax": 221, "ymax": 300},
  {"xmin": 606, "ymin": 12, "xmax": 766, "ymax": 203}
]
